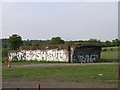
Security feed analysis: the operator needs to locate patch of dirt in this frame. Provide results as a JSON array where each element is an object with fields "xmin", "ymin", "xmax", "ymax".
[{"xmin": 2, "ymin": 79, "xmax": 118, "ymax": 88}]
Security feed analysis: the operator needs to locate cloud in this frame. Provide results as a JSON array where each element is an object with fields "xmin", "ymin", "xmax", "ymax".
[
  {"xmin": 2, "ymin": 2, "xmax": 118, "ymax": 41},
  {"xmin": 1, "ymin": 0, "xmax": 119, "ymax": 2}
]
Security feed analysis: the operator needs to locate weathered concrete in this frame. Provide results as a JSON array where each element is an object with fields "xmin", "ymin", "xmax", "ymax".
[{"xmin": 8, "ymin": 45, "xmax": 101, "ymax": 63}]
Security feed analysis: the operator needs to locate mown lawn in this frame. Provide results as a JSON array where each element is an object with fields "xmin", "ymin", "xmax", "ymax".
[
  {"xmin": 101, "ymin": 46, "xmax": 119, "ymax": 62},
  {"xmin": 101, "ymin": 51, "xmax": 118, "ymax": 60},
  {"xmin": 2, "ymin": 63, "xmax": 118, "ymax": 84}
]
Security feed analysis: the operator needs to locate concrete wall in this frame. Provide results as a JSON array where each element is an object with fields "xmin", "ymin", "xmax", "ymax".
[
  {"xmin": 8, "ymin": 49, "xmax": 69, "ymax": 62},
  {"xmin": 8, "ymin": 45, "xmax": 101, "ymax": 63},
  {"xmin": 74, "ymin": 46, "xmax": 101, "ymax": 63}
]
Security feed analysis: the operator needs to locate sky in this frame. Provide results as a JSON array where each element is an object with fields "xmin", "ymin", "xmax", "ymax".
[{"xmin": 2, "ymin": 1, "xmax": 118, "ymax": 41}]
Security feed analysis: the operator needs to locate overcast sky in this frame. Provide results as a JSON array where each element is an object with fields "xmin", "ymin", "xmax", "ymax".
[{"xmin": 2, "ymin": 1, "xmax": 118, "ymax": 41}]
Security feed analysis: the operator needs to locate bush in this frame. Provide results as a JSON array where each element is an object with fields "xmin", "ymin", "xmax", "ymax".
[
  {"xmin": 110, "ymin": 48, "xmax": 113, "ymax": 51},
  {"xmin": 2, "ymin": 48, "xmax": 8, "ymax": 58},
  {"xmin": 102, "ymin": 49, "xmax": 107, "ymax": 52}
]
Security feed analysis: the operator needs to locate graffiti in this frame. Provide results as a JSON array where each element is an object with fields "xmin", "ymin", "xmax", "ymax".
[
  {"xmin": 8, "ymin": 45, "xmax": 101, "ymax": 63},
  {"xmin": 9, "ymin": 49, "xmax": 68, "ymax": 62},
  {"xmin": 77, "ymin": 54, "xmax": 99, "ymax": 63}
]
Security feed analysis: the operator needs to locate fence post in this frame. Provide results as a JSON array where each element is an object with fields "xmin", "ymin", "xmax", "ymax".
[
  {"xmin": 118, "ymin": 66, "xmax": 120, "ymax": 80},
  {"xmin": 37, "ymin": 83, "xmax": 40, "ymax": 90}
]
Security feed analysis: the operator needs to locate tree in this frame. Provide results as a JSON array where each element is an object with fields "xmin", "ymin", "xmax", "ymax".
[
  {"xmin": 87, "ymin": 38, "xmax": 101, "ymax": 45},
  {"xmin": 23, "ymin": 39, "xmax": 32, "ymax": 46},
  {"xmin": 50, "ymin": 37, "xmax": 64, "ymax": 44},
  {"xmin": 2, "ymin": 38, "xmax": 9, "ymax": 48},
  {"xmin": 2, "ymin": 48, "xmax": 8, "ymax": 58},
  {"xmin": 105, "ymin": 40, "xmax": 111, "ymax": 47},
  {"xmin": 112, "ymin": 39, "xmax": 120, "ymax": 46},
  {"xmin": 89, "ymin": 39, "xmax": 98, "ymax": 42},
  {"xmin": 9, "ymin": 34, "xmax": 23, "ymax": 50}
]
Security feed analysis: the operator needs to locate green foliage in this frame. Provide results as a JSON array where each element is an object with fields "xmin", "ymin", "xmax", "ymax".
[
  {"xmin": 101, "ymin": 39, "xmax": 120, "ymax": 47},
  {"xmin": 24, "ymin": 39, "xmax": 32, "ymax": 46},
  {"xmin": 23, "ymin": 39, "xmax": 50, "ymax": 46},
  {"xmin": 102, "ymin": 46, "xmax": 118, "ymax": 51},
  {"xmin": 9, "ymin": 34, "xmax": 23, "ymax": 50},
  {"xmin": 112, "ymin": 39, "xmax": 120, "ymax": 46},
  {"xmin": 50, "ymin": 37, "xmax": 64, "ymax": 44},
  {"xmin": 102, "ymin": 49, "xmax": 107, "ymax": 52},
  {"xmin": 66, "ymin": 39, "xmax": 102, "ymax": 46},
  {"xmin": 2, "ymin": 36, "xmax": 120, "ymax": 49},
  {"xmin": 105, "ymin": 41, "xmax": 112, "ymax": 47},
  {"xmin": 2, "ymin": 48, "xmax": 9, "ymax": 62},
  {"xmin": 2, "ymin": 38, "xmax": 9, "ymax": 48},
  {"xmin": 2, "ymin": 48, "xmax": 8, "ymax": 58},
  {"xmin": 110, "ymin": 48, "xmax": 113, "ymax": 51}
]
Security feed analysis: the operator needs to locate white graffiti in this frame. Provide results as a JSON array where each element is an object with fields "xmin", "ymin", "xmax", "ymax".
[
  {"xmin": 78, "ymin": 54, "xmax": 99, "ymax": 63},
  {"xmin": 8, "ymin": 49, "xmax": 68, "ymax": 62},
  {"xmin": 8, "ymin": 46, "xmax": 101, "ymax": 63}
]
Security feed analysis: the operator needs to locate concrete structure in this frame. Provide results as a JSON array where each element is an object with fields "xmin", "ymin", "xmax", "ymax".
[{"xmin": 8, "ymin": 45, "xmax": 101, "ymax": 63}]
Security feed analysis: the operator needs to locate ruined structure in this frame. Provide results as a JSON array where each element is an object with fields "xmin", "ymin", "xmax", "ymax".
[{"xmin": 8, "ymin": 45, "xmax": 101, "ymax": 63}]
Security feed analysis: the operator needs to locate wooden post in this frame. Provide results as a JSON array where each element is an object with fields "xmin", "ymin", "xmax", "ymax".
[
  {"xmin": 8, "ymin": 53, "xmax": 11, "ymax": 69},
  {"xmin": 8, "ymin": 59, "xmax": 11, "ymax": 70},
  {"xmin": 37, "ymin": 83, "xmax": 40, "ymax": 90},
  {"xmin": 118, "ymin": 66, "xmax": 120, "ymax": 80}
]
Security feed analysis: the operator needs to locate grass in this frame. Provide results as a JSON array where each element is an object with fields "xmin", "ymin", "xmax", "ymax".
[
  {"xmin": 101, "ymin": 46, "xmax": 119, "ymax": 62},
  {"xmin": 2, "ymin": 63, "xmax": 118, "ymax": 84},
  {"xmin": 102, "ymin": 46, "xmax": 118, "ymax": 51},
  {"xmin": 101, "ymin": 51, "xmax": 119, "ymax": 60}
]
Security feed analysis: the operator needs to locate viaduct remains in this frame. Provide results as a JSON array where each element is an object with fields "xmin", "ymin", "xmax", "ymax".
[{"xmin": 8, "ymin": 45, "xmax": 101, "ymax": 63}]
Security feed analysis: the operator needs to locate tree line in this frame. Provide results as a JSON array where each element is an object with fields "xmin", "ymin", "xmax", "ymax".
[
  {"xmin": 2, "ymin": 34, "xmax": 120, "ymax": 49},
  {"xmin": 2, "ymin": 34, "xmax": 120, "ymax": 59}
]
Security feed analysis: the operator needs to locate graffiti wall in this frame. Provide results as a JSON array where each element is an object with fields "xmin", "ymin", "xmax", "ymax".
[
  {"xmin": 74, "ymin": 46, "xmax": 101, "ymax": 63},
  {"xmin": 8, "ymin": 49, "xmax": 69, "ymax": 62},
  {"xmin": 8, "ymin": 45, "xmax": 101, "ymax": 63}
]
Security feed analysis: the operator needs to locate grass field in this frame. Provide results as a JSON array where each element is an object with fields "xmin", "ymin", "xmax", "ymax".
[
  {"xmin": 2, "ymin": 63, "xmax": 118, "ymax": 83},
  {"xmin": 101, "ymin": 51, "xmax": 119, "ymax": 59},
  {"xmin": 101, "ymin": 46, "xmax": 119, "ymax": 62}
]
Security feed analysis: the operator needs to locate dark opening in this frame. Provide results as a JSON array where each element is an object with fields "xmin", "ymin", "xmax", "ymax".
[{"xmin": 68, "ymin": 45, "xmax": 71, "ymax": 63}]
